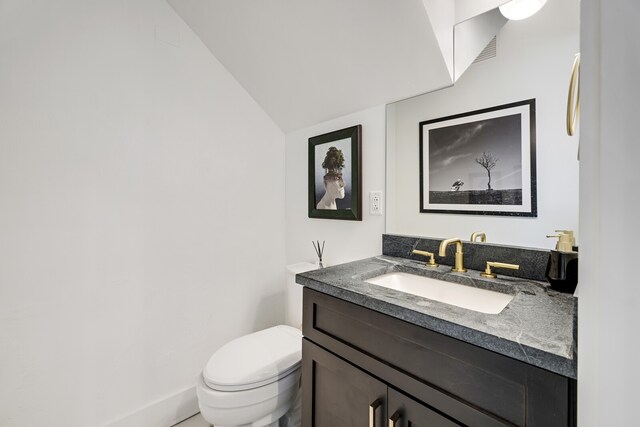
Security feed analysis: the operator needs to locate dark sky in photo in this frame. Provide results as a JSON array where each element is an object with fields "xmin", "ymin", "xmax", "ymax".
[{"xmin": 428, "ymin": 114, "xmax": 523, "ymax": 191}]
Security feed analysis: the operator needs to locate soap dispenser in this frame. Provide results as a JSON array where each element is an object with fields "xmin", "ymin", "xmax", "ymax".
[
  {"xmin": 555, "ymin": 229, "xmax": 578, "ymax": 251},
  {"xmin": 545, "ymin": 232, "xmax": 579, "ymax": 293}
]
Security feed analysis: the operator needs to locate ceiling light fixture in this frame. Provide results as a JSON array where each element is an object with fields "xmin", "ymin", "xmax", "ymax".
[{"xmin": 499, "ymin": 0, "xmax": 548, "ymax": 20}]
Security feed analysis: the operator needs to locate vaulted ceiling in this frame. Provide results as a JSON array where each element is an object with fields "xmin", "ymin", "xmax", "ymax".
[{"xmin": 168, "ymin": 0, "xmax": 509, "ymax": 132}]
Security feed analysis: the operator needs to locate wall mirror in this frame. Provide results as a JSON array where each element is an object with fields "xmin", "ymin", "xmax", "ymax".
[{"xmin": 385, "ymin": 0, "xmax": 580, "ymax": 249}]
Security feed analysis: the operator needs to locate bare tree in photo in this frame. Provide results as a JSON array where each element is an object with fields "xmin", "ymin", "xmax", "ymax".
[{"xmin": 475, "ymin": 151, "xmax": 499, "ymax": 191}]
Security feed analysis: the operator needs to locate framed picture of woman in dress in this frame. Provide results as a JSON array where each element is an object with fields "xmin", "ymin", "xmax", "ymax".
[{"xmin": 308, "ymin": 125, "xmax": 362, "ymax": 220}]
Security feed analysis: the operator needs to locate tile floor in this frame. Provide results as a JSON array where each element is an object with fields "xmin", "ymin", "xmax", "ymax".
[{"xmin": 173, "ymin": 413, "xmax": 211, "ymax": 427}]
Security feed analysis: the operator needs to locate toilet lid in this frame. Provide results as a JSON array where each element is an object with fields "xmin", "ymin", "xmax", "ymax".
[{"xmin": 203, "ymin": 325, "xmax": 302, "ymax": 391}]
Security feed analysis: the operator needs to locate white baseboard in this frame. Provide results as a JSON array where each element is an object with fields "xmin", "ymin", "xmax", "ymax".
[{"xmin": 102, "ymin": 386, "xmax": 199, "ymax": 427}]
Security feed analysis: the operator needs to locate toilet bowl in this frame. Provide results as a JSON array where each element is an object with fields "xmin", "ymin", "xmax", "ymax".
[
  {"xmin": 197, "ymin": 262, "xmax": 316, "ymax": 427},
  {"xmin": 197, "ymin": 325, "xmax": 302, "ymax": 427}
]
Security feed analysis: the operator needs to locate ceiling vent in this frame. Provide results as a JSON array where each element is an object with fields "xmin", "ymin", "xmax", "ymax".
[{"xmin": 473, "ymin": 36, "xmax": 497, "ymax": 64}]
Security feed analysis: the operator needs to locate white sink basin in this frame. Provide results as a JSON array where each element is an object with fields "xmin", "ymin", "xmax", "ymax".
[{"xmin": 366, "ymin": 272, "xmax": 514, "ymax": 314}]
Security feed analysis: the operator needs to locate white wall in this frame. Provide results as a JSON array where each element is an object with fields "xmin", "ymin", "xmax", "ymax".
[
  {"xmin": 387, "ymin": 0, "xmax": 580, "ymax": 249},
  {"xmin": 0, "ymin": 1, "xmax": 285, "ymax": 426},
  {"xmin": 285, "ymin": 106, "xmax": 386, "ymax": 266},
  {"xmin": 578, "ymin": 0, "xmax": 640, "ymax": 425}
]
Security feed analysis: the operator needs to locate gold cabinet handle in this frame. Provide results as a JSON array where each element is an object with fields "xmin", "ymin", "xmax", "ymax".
[
  {"xmin": 389, "ymin": 410, "xmax": 401, "ymax": 427},
  {"xmin": 369, "ymin": 399, "xmax": 382, "ymax": 427},
  {"xmin": 481, "ymin": 261, "xmax": 520, "ymax": 278}
]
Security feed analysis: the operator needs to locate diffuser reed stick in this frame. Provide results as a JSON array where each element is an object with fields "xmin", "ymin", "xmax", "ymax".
[{"xmin": 312, "ymin": 240, "xmax": 325, "ymax": 268}]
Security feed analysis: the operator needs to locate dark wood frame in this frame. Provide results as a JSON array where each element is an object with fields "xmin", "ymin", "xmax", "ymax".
[
  {"xmin": 308, "ymin": 125, "xmax": 362, "ymax": 220},
  {"xmin": 419, "ymin": 99, "xmax": 537, "ymax": 217}
]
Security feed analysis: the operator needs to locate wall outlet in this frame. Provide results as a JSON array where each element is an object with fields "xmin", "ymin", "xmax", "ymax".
[{"xmin": 369, "ymin": 191, "xmax": 383, "ymax": 215}]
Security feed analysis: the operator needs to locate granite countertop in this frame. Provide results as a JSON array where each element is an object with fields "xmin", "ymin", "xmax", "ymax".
[{"xmin": 296, "ymin": 255, "xmax": 577, "ymax": 379}]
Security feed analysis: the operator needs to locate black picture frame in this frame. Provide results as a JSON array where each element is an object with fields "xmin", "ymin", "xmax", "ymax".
[
  {"xmin": 419, "ymin": 99, "xmax": 537, "ymax": 217},
  {"xmin": 308, "ymin": 125, "xmax": 362, "ymax": 220}
]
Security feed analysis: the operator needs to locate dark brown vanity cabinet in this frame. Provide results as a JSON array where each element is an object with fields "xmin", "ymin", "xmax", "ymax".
[
  {"xmin": 301, "ymin": 288, "xmax": 576, "ymax": 427},
  {"xmin": 303, "ymin": 339, "xmax": 387, "ymax": 427},
  {"xmin": 304, "ymin": 338, "xmax": 461, "ymax": 427}
]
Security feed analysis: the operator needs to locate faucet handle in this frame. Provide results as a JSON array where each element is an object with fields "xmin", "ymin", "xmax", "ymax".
[
  {"xmin": 481, "ymin": 261, "xmax": 520, "ymax": 278},
  {"xmin": 412, "ymin": 250, "xmax": 438, "ymax": 268}
]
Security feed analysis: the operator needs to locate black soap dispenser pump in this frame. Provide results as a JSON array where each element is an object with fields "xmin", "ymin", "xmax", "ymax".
[{"xmin": 545, "ymin": 231, "xmax": 579, "ymax": 293}]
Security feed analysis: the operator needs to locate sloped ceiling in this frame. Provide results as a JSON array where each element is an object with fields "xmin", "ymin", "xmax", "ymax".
[
  {"xmin": 168, "ymin": 0, "xmax": 454, "ymax": 132},
  {"xmin": 168, "ymin": 0, "xmax": 512, "ymax": 132}
]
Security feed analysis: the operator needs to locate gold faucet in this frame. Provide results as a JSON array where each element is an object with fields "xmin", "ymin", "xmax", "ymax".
[
  {"xmin": 438, "ymin": 238, "xmax": 467, "ymax": 272},
  {"xmin": 412, "ymin": 249, "xmax": 438, "ymax": 268},
  {"xmin": 470, "ymin": 231, "xmax": 486, "ymax": 243}
]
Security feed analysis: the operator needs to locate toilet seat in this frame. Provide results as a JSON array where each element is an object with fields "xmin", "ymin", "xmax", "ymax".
[{"xmin": 203, "ymin": 325, "xmax": 302, "ymax": 391}]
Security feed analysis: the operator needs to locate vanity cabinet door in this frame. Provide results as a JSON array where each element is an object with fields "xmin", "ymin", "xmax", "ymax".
[
  {"xmin": 302, "ymin": 339, "xmax": 387, "ymax": 427},
  {"xmin": 387, "ymin": 388, "xmax": 463, "ymax": 427}
]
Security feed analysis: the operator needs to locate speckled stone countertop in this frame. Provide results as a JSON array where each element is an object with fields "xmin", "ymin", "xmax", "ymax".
[{"xmin": 296, "ymin": 255, "xmax": 577, "ymax": 379}]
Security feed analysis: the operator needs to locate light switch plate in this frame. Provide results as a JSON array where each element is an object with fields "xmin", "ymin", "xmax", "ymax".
[{"xmin": 370, "ymin": 191, "xmax": 383, "ymax": 215}]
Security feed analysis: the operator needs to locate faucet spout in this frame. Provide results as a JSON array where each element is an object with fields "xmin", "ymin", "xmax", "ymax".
[
  {"xmin": 438, "ymin": 237, "xmax": 462, "ymax": 257},
  {"xmin": 439, "ymin": 237, "xmax": 467, "ymax": 272},
  {"xmin": 470, "ymin": 231, "xmax": 486, "ymax": 243}
]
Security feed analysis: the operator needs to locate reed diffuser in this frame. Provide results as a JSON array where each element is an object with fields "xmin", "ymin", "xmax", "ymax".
[{"xmin": 312, "ymin": 240, "xmax": 325, "ymax": 268}]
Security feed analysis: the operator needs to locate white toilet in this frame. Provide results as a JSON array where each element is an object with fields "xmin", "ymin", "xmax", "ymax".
[{"xmin": 196, "ymin": 262, "xmax": 317, "ymax": 427}]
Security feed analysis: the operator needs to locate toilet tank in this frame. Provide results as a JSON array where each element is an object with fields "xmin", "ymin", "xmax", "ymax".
[{"xmin": 286, "ymin": 262, "xmax": 318, "ymax": 330}]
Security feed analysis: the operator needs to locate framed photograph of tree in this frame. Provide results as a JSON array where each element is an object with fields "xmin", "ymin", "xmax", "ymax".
[
  {"xmin": 308, "ymin": 125, "xmax": 362, "ymax": 220},
  {"xmin": 419, "ymin": 99, "xmax": 537, "ymax": 217}
]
